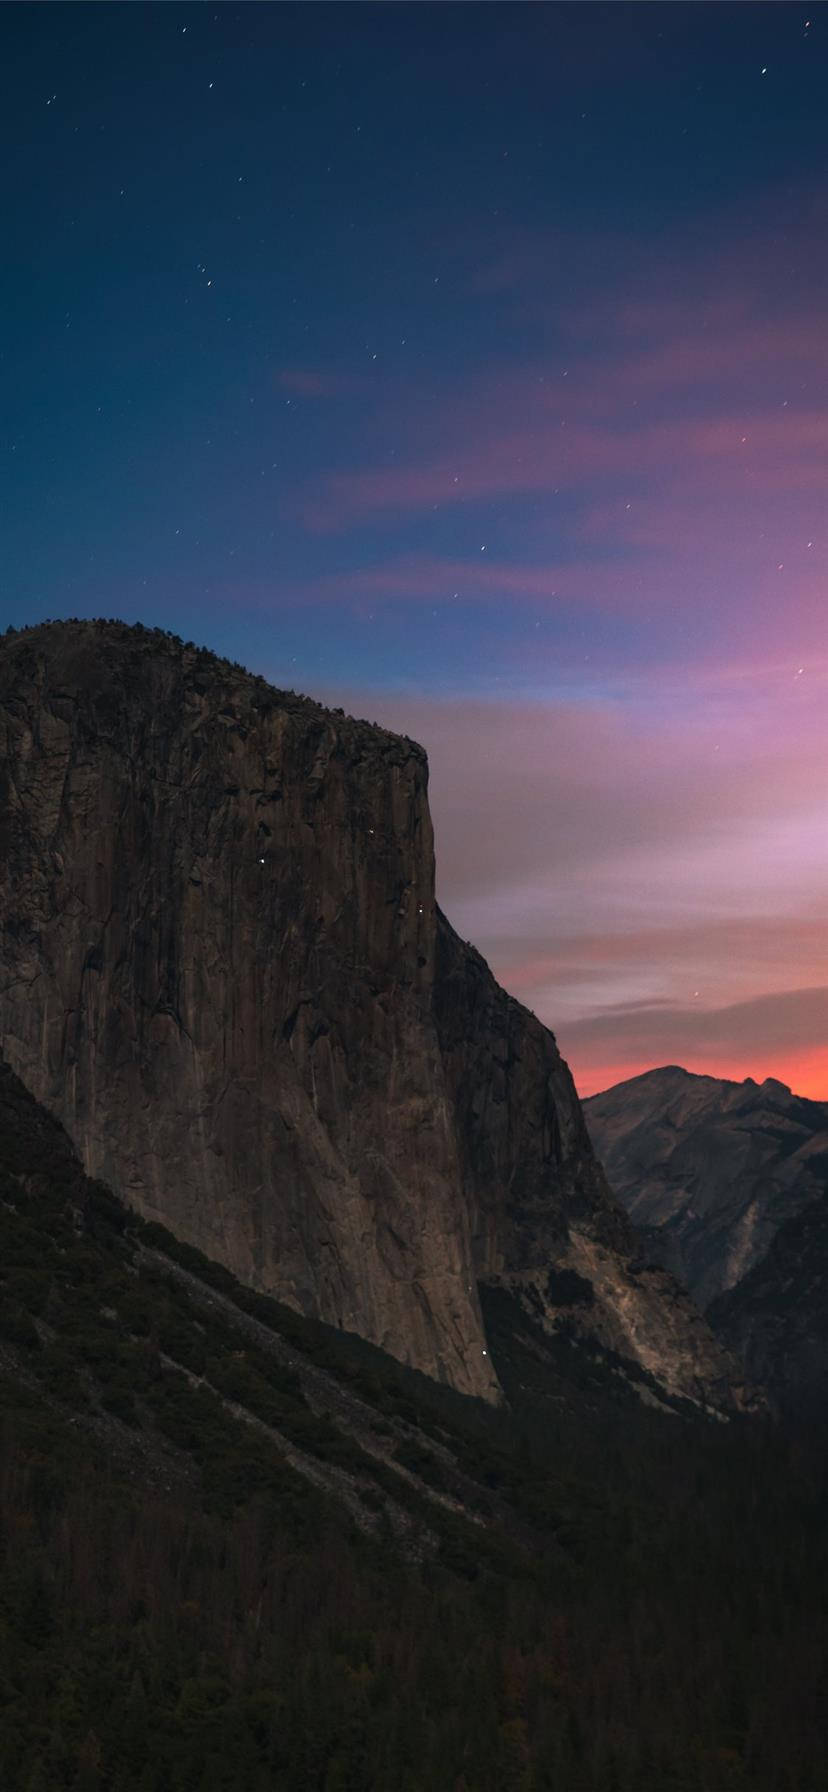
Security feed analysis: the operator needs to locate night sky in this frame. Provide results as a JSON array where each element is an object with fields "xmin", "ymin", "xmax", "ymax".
[{"xmin": 4, "ymin": 4, "xmax": 828, "ymax": 1096}]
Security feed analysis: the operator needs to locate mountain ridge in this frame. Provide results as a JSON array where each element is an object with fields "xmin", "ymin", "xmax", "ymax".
[
  {"xmin": 585, "ymin": 1063, "xmax": 828, "ymax": 1407},
  {"xmin": 585, "ymin": 1063, "xmax": 828, "ymax": 1310}
]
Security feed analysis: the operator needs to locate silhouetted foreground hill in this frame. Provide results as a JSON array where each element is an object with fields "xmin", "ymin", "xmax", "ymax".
[{"xmin": 2, "ymin": 1053, "xmax": 827, "ymax": 1791}]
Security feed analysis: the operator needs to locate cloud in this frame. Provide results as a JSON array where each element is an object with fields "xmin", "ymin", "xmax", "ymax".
[
  {"xmin": 266, "ymin": 201, "xmax": 828, "ymax": 1100},
  {"xmin": 295, "ymin": 399, "xmax": 828, "ymax": 533},
  {"xmin": 290, "ymin": 556, "xmax": 599, "ymax": 612},
  {"xmin": 277, "ymin": 367, "xmax": 366, "ymax": 399},
  {"xmin": 560, "ymin": 990, "xmax": 828, "ymax": 1104},
  {"xmin": 499, "ymin": 918, "xmax": 828, "ymax": 1001},
  {"xmin": 282, "ymin": 209, "xmax": 828, "ymax": 691},
  {"xmin": 562, "ymin": 986, "xmax": 828, "ymax": 1056},
  {"xmin": 318, "ymin": 681, "xmax": 828, "ymax": 1100}
]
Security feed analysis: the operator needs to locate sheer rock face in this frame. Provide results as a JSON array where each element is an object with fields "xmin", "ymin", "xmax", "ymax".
[
  {"xmin": 585, "ymin": 1065, "xmax": 828, "ymax": 1310},
  {"xmin": 0, "ymin": 622, "xmax": 741, "ymax": 1408},
  {"xmin": 433, "ymin": 931, "xmax": 744, "ymax": 1409}
]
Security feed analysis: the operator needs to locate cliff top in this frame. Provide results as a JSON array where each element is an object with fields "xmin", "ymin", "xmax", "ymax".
[{"xmin": 0, "ymin": 617, "xmax": 426, "ymax": 767}]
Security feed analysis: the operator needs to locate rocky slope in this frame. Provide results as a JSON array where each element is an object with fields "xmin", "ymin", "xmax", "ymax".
[
  {"xmin": 0, "ymin": 620, "xmax": 741, "ymax": 1409},
  {"xmin": 709, "ymin": 1191, "xmax": 828, "ymax": 1414},
  {"xmin": 585, "ymin": 1065, "xmax": 828, "ymax": 1311}
]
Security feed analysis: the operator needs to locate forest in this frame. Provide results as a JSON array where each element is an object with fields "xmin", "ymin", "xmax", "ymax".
[{"xmin": 1, "ymin": 1055, "xmax": 827, "ymax": 1792}]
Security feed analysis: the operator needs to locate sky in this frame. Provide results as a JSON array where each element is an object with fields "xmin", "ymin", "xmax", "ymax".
[{"xmin": 3, "ymin": 3, "xmax": 828, "ymax": 1097}]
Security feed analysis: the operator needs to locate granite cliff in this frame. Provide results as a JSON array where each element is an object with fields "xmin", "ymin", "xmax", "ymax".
[{"xmin": 0, "ymin": 621, "xmax": 741, "ymax": 1408}]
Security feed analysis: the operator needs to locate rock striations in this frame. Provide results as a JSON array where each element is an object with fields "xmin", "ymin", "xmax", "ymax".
[
  {"xmin": 0, "ymin": 621, "xmax": 741, "ymax": 1408},
  {"xmin": 585, "ymin": 1065, "xmax": 828, "ymax": 1310}
]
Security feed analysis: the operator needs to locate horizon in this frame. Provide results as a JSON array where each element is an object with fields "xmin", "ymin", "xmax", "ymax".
[
  {"xmin": 7, "ymin": 611, "xmax": 825, "ymax": 1104},
  {"xmin": 4, "ymin": 4, "xmax": 828, "ymax": 1099}
]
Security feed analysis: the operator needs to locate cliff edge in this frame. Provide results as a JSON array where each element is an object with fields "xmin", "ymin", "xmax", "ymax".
[{"xmin": 0, "ymin": 622, "xmax": 743, "ymax": 1408}]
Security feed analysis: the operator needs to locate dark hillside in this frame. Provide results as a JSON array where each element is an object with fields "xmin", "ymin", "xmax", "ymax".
[
  {"xmin": 710, "ymin": 1189, "xmax": 828, "ymax": 1414},
  {"xmin": 1, "ymin": 1054, "xmax": 827, "ymax": 1790}
]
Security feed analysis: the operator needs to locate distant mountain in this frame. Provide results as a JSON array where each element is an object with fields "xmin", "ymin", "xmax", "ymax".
[
  {"xmin": 0, "ymin": 620, "xmax": 740, "ymax": 1413},
  {"xmin": 584, "ymin": 1065, "xmax": 828, "ymax": 1311}
]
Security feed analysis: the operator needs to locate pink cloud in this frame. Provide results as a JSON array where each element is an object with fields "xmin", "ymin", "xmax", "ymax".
[
  {"xmin": 600, "ymin": 322, "xmax": 828, "ymax": 398},
  {"xmin": 563, "ymin": 990, "xmax": 828, "ymax": 1103},
  {"xmin": 499, "ymin": 918, "xmax": 828, "ymax": 998},
  {"xmin": 277, "ymin": 367, "xmax": 366, "ymax": 399},
  {"xmin": 317, "ymin": 682, "xmax": 828, "ymax": 1101},
  {"xmin": 278, "ymin": 204, "xmax": 828, "ymax": 1097},
  {"xmin": 294, "ymin": 399, "xmax": 828, "ymax": 532},
  {"xmin": 285, "ymin": 201, "xmax": 828, "ymax": 551},
  {"xmin": 293, "ymin": 556, "xmax": 602, "ymax": 610}
]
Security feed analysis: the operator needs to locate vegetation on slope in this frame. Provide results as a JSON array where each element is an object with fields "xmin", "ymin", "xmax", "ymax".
[{"xmin": 1, "ymin": 1056, "xmax": 827, "ymax": 1791}]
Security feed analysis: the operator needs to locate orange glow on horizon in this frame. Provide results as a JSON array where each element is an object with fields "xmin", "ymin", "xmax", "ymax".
[{"xmin": 574, "ymin": 1048, "xmax": 828, "ymax": 1103}]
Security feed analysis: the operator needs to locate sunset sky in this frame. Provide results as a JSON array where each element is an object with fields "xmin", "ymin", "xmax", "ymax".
[{"xmin": 4, "ymin": 4, "xmax": 828, "ymax": 1096}]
